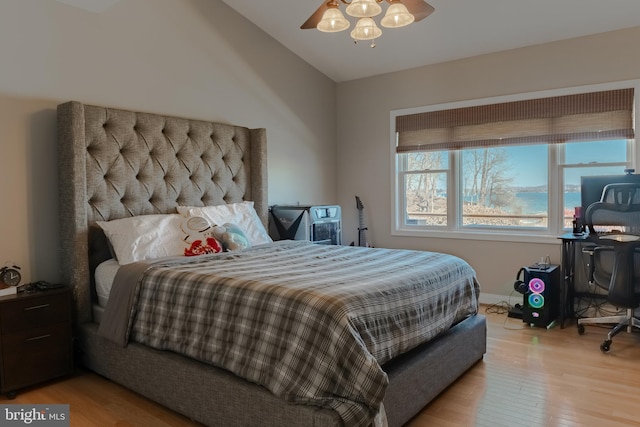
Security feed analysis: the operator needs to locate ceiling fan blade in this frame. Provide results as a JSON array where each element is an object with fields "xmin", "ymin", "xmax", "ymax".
[
  {"xmin": 301, "ymin": 2, "xmax": 331, "ymax": 29},
  {"xmin": 396, "ymin": 0, "xmax": 435, "ymax": 22}
]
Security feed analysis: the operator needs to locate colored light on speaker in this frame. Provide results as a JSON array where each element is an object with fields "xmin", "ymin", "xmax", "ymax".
[
  {"xmin": 528, "ymin": 293, "xmax": 545, "ymax": 309},
  {"xmin": 528, "ymin": 278, "xmax": 545, "ymax": 294}
]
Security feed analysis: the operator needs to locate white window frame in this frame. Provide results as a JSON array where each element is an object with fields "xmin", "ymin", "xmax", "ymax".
[{"xmin": 391, "ymin": 80, "xmax": 640, "ymax": 244}]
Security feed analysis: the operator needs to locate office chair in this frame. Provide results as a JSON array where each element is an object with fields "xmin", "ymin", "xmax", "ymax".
[{"xmin": 577, "ymin": 182, "xmax": 640, "ymax": 352}]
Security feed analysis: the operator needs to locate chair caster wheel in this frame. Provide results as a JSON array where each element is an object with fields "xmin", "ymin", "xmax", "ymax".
[
  {"xmin": 577, "ymin": 324, "xmax": 585, "ymax": 335},
  {"xmin": 600, "ymin": 340, "xmax": 611, "ymax": 352}
]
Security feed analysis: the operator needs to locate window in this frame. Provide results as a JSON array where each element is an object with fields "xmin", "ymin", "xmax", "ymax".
[
  {"xmin": 460, "ymin": 144, "xmax": 548, "ymax": 229},
  {"xmin": 393, "ymin": 86, "xmax": 635, "ymax": 241},
  {"xmin": 401, "ymin": 151, "xmax": 448, "ymax": 226},
  {"xmin": 562, "ymin": 139, "xmax": 628, "ymax": 229}
]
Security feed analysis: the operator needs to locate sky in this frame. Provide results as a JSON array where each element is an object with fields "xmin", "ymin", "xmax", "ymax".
[{"xmin": 506, "ymin": 140, "xmax": 628, "ymax": 187}]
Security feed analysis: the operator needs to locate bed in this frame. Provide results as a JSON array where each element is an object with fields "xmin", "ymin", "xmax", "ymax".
[{"xmin": 57, "ymin": 101, "xmax": 486, "ymax": 427}]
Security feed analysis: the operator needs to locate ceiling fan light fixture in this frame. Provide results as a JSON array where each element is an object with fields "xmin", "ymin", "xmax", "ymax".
[
  {"xmin": 380, "ymin": 3, "xmax": 415, "ymax": 28},
  {"xmin": 350, "ymin": 17, "xmax": 382, "ymax": 41},
  {"xmin": 317, "ymin": 6, "xmax": 350, "ymax": 32},
  {"xmin": 345, "ymin": 0, "xmax": 382, "ymax": 19},
  {"xmin": 302, "ymin": 0, "xmax": 433, "ymax": 45}
]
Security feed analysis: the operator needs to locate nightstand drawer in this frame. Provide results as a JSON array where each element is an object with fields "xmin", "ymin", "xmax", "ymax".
[
  {"xmin": 1, "ymin": 323, "xmax": 73, "ymax": 392},
  {"xmin": 0, "ymin": 292, "xmax": 70, "ymax": 334}
]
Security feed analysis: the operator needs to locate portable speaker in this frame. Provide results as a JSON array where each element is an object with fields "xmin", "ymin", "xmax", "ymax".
[{"xmin": 522, "ymin": 265, "xmax": 560, "ymax": 327}]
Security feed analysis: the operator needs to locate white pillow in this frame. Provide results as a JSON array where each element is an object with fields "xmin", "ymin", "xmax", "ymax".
[
  {"xmin": 177, "ymin": 202, "xmax": 272, "ymax": 246},
  {"xmin": 97, "ymin": 214, "xmax": 189, "ymax": 265}
]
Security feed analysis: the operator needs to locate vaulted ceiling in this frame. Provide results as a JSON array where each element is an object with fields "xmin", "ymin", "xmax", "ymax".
[
  {"xmin": 221, "ymin": 0, "xmax": 640, "ymax": 82},
  {"xmin": 55, "ymin": 0, "xmax": 640, "ymax": 83}
]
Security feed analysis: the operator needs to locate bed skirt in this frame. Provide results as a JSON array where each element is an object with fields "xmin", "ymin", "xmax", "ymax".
[{"xmin": 76, "ymin": 314, "xmax": 486, "ymax": 427}]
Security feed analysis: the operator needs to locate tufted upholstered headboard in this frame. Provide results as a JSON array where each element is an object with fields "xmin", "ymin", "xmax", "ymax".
[{"xmin": 57, "ymin": 101, "xmax": 267, "ymax": 324}]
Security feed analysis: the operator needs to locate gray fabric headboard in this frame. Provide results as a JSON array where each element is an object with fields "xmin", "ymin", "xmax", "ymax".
[{"xmin": 57, "ymin": 101, "xmax": 267, "ymax": 324}]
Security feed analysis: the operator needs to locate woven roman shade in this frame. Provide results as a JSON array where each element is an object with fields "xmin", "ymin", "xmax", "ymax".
[{"xmin": 396, "ymin": 88, "xmax": 635, "ymax": 153}]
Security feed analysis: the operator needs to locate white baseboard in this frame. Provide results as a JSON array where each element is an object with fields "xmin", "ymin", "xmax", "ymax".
[{"xmin": 479, "ymin": 292, "xmax": 522, "ymax": 307}]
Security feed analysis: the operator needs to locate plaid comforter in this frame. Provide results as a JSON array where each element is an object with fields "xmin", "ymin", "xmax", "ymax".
[{"xmin": 100, "ymin": 240, "xmax": 480, "ymax": 427}]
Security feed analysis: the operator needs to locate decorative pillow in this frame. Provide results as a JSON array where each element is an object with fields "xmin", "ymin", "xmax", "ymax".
[
  {"xmin": 97, "ymin": 214, "xmax": 189, "ymax": 265},
  {"xmin": 212, "ymin": 223, "xmax": 251, "ymax": 251},
  {"xmin": 177, "ymin": 201, "xmax": 272, "ymax": 246},
  {"xmin": 97, "ymin": 214, "xmax": 223, "ymax": 264}
]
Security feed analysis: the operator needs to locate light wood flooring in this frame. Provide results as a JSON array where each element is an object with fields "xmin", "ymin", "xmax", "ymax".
[{"xmin": 4, "ymin": 305, "xmax": 640, "ymax": 426}]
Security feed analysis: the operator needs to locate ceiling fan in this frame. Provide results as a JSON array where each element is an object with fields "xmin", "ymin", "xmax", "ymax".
[{"xmin": 301, "ymin": 0, "xmax": 435, "ymax": 45}]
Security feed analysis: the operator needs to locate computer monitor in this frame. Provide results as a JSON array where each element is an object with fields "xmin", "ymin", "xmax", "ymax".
[{"xmin": 580, "ymin": 172, "xmax": 640, "ymax": 224}]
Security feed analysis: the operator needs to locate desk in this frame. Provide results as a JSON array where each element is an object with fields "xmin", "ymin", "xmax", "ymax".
[{"xmin": 558, "ymin": 232, "xmax": 591, "ymax": 328}]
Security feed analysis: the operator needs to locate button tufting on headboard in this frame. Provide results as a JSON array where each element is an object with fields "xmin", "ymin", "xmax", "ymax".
[{"xmin": 57, "ymin": 101, "xmax": 267, "ymax": 324}]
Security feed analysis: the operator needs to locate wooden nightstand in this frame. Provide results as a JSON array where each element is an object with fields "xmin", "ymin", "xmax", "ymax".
[{"xmin": 0, "ymin": 287, "xmax": 73, "ymax": 398}]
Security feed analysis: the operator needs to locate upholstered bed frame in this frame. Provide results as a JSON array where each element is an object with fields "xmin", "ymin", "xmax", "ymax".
[{"xmin": 57, "ymin": 101, "xmax": 486, "ymax": 427}]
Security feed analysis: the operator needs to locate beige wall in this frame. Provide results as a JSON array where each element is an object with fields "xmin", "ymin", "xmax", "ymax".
[
  {"xmin": 0, "ymin": 0, "xmax": 337, "ymax": 284},
  {"xmin": 336, "ymin": 27, "xmax": 640, "ymax": 300},
  {"xmin": 3, "ymin": 0, "xmax": 639, "ymax": 300}
]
